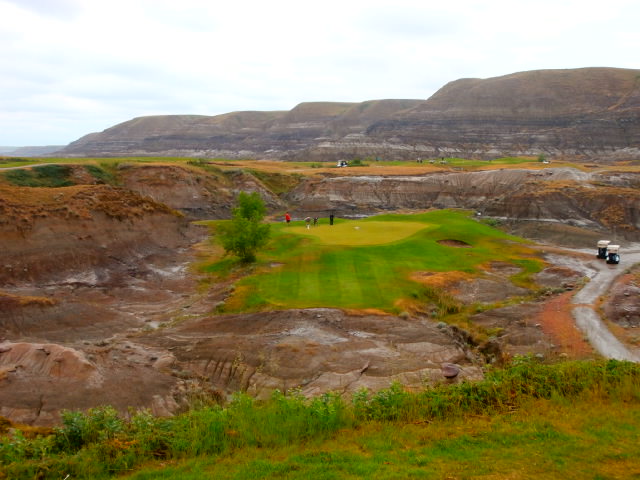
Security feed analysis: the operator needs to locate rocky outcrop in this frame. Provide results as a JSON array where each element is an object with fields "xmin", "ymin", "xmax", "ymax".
[
  {"xmin": 119, "ymin": 164, "xmax": 285, "ymax": 219},
  {"xmin": 138, "ymin": 308, "xmax": 482, "ymax": 399},
  {"xmin": 57, "ymin": 68, "xmax": 640, "ymax": 161},
  {"xmin": 0, "ymin": 341, "xmax": 179, "ymax": 425},
  {"xmin": 364, "ymin": 67, "xmax": 640, "ymax": 160},
  {"xmin": 284, "ymin": 167, "xmax": 640, "ymax": 239},
  {"xmin": 0, "ymin": 185, "xmax": 198, "ymax": 286},
  {"xmin": 0, "ymin": 183, "xmax": 211, "ymax": 425},
  {"xmin": 60, "ymin": 100, "xmax": 422, "ymax": 158}
]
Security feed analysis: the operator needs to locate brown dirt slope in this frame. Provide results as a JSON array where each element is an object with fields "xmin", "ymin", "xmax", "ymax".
[{"xmin": 0, "ymin": 184, "xmax": 195, "ymax": 285}]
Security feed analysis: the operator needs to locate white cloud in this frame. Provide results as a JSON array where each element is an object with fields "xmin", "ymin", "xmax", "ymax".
[{"xmin": 0, "ymin": 0, "xmax": 638, "ymax": 145}]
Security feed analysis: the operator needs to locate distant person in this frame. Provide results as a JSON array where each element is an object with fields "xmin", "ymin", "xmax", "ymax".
[
  {"xmin": 313, "ymin": 216, "xmax": 318, "ymax": 226},
  {"xmin": 285, "ymin": 212, "xmax": 291, "ymax": 224},
  {"xmin": 304, "ymin": 216, "xmax": 311, "ymax": 229},
  {"xmin": 329, "ymin": 213, "xmax": 334, "ymax": 225}
]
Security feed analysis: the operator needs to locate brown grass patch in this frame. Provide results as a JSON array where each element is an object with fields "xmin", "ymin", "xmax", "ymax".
[
  {"xmin": 0, "ymin": 184, "xmax": 179, "ymax": 231},
  {"xmin": 410, "ymin": 270, "xmax": 472, "ymax": 288},
  {"xmin": 0, "ymin": 291, "xmax": 57, "ymax": 307},
  {"xmin": 222, "ymin": 284, "xmax": 251, "ymax": 311},
  {"xmin": 275, "ymin": 343, "xmax": 301, "ymax": 353},
  {"xmin": 343, "ymin": 308, "xmax": 389, "ymax": 316}
]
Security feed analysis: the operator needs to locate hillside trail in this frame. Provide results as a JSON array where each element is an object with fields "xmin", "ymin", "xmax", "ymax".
[{"xmin": 547, "ymin": 243, "xmax": 640, "ymax": 361}]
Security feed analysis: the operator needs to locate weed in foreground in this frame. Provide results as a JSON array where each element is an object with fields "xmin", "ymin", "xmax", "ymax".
[{"xmin": 1, "ymin": 358, "xmax": 639, "ymax": 479}]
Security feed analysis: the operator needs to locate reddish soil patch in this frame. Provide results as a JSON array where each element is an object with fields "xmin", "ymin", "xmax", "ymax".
[
  {"xmin": 537, "ymin": 292, "xmax": 593, "ymax": 357},
  {"xmin": 437, "ymin": 239, "xmax": 472, "ymax": 248}
]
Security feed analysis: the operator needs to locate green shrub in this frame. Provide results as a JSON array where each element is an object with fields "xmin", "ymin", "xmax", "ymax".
[
  {"xmin": 349, "ymin": 158, "xmax": 368, "ymax": 167},
  {"xmin": 4, "ymin": 164, "xmax": 73, "ymax": 187},
  {"xmin": 85, "ymin": 165, "xmax": 116, "ymax": 184},
  {"xmin": 217, "ymin": 192, "xmax": 271, "ymax": 263},
  {"xmin": 55, "ymin": 406, "xmax": 124, "ymax": 452},
  {"xmin": 1, "ymin": 359, "xmax": 639, "ymax": 479}
]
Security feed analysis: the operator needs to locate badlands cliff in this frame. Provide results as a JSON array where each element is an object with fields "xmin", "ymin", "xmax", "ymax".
[{"xmin": 59, "ymin": 67, "xmax": 640, "ymax": 160}]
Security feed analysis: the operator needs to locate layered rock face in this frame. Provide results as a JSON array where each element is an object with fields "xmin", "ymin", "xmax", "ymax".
[
  {"xmin": 58, "ymin": 68, "xmax": 640, "ymax": 161},
  {"xmin": 285, "ymin": 167, "xmax": 640, "ymax": 240},
  {"xmin": 364, "ymin": 68, "xmax": 640, "ymax": 160},
  {"xmin": 0, "ymin": 185, "xmax": 194, "ymax": 285},
  {"xmin": 0, "ymin": 183, "xmax": 207, "ymax": 424},
  {"xmin": 119, "ymin": 164, "xmax": 285, "ymax": 219},
  {"xmin": 61, "ymin": 100, "xmax": 422, "ymax": 158},
  {"xmin": 138, "ymin": 308, "xmax": 482, "ymax": 400}
]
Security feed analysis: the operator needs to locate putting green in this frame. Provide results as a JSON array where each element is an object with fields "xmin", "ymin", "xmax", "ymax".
[{"xmin": 288, "ymin": 220, "xmax": 429, "ymax": 246}]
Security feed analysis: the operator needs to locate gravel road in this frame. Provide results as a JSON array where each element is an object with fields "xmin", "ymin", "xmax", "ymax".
[{"xmin": 570, "ymin": 245, "xmax": 640, "ymax": 361}]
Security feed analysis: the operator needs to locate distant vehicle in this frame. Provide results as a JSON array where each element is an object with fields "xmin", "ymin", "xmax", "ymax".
[
  {"xmin": 336, "ymin": 160, "xmax": 348, "ymax": 167},
  {"xmin": 597, "ymin": 240, "xmax": 610, "ymax": 259},
  {"xmin": 606, "ymin": 245, "xmax": 620, "ymax": 264}
]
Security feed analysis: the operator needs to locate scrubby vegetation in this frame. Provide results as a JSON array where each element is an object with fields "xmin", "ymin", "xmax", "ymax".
[
  {"xmin": 4, "ymin": 164, "xmax": 74, "ymax": 187},
  {"xmin": 247, "ymin": 169, "xmax": 303, "ymax": 195},
  {"xmin": 1, "ymin": 357, "xmax": 639, "ymax": 479},
  {"xmin": 85, "ymin": 164, "xmax": 118, "ymax": 185}
]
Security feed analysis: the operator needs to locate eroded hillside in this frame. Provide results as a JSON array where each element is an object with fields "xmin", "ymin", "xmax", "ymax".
[
  {"xmin": 58, "ymin": 68, "xmax": 640, "ymax": 161},
  {"xmin": 1, "ymin": 161, "xmax": 639, "ymax": 426}
]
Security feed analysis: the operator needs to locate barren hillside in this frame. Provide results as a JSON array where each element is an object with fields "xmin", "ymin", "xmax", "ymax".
[{"xmin": 58, "ymin": 67, "xmax": 640, "ymax": 161}]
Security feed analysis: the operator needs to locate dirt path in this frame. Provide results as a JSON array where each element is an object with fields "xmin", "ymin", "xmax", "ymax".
[
  {"xmin": 569, "ymin": 246, "xmax": 640, "ymax": 361},
  {"xmin": 538, "ymin": 292, "xmax": 593, "ymax": 357}
]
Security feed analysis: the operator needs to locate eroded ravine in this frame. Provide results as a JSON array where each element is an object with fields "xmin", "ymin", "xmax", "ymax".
[{"xmin": 2, "ymin": 165, "xmax": 640, "ymax": 425}]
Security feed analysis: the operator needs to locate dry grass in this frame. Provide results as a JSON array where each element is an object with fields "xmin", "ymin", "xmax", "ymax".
[
  {"xmin": 0, "ymin": 291, "xmax": 57, "ymax": 307},
  {"xmin": 0, "ymin": 184, "xmax": 179, "ymax": 231},
  {"xmin": 410, "ymin": 270, "xmax": 473, "ymax": 289},
  {"xmin": 343, "ymin": 308, "xmax": 389, "ymax": 316}
]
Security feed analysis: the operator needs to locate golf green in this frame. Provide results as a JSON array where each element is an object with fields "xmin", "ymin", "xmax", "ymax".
[
  {"xmin": 212, "ymin": 210, "xmax": 539, "ymax": 313},
  {"xmin": 288, "ymin": 220, "xmax": 429, "ymax": 246}
]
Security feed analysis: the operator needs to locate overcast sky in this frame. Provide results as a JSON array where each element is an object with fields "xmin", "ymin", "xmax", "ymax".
[{"xmin": 1, "ymin": 0, "xmax": 638, "ymax": 146}]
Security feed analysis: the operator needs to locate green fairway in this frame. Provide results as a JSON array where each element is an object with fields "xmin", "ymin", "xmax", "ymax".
[
  {"xmin": 288, "ymin": 220, "xmax": 430, "ymax": 246},
  {"xmin": 209, "ymin": 210, "xmax": 540, "ymax": 314}
]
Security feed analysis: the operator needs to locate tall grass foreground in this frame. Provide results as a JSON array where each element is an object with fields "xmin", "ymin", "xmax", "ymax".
[{"xmin": 1, "ymin": 357, "xmax": 639, "ymax": 479}]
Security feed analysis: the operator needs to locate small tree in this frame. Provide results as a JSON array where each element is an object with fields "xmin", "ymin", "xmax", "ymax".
[{"xmin": 218, "ymin": 191, "xmax": 270, "ymax": 263}]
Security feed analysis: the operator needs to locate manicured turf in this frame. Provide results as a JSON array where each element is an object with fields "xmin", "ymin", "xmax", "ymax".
[
  {"xmin": 287, "ymin": 220, "xmax": 431, "ymax": 246},
  {"xmin": 217, "ymin": 210, "xmax": 539, "ymax": 313}
]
